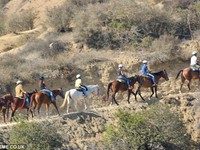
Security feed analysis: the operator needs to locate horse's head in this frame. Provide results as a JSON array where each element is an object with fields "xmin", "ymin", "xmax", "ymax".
[
  {"xmin": 53, "ymin": 88, "xmax": 65, "ymax": 99},
  {"xmin": 3, "ymin": 93, "xmax": 14, "ymax": 104},
  {"xmin": 161, "ymin": 69, "xmax": 169, "ymax": 81},
  {"xmin": 89, "ymin": 85, "xmax": 99, "ymax": 95},
  {"xmin": 129, "ymin": 75, "xmax": 142, "ymax": 85}
]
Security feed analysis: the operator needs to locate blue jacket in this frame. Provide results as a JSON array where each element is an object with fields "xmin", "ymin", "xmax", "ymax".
[{"xmin": 142, "ymin": 65, "xmax": 148, "ymax": 75}]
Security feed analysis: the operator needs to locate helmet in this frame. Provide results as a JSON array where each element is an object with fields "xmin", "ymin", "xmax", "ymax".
[
  {"xmin": 118, "ymin": 64, "xmax": 123, "ymax": 68},
  {"xmin": 143, "ymin": 60, "xmax": 148, "ymax": 64},
  {"xmin": 40, "ymin": 76, "xmax": 44, "ymax": 80},
  {"xmin": 16, "ymin": 80, "xmax": 22, "ymax": 84},
  {"xmin": 192, "ymin": 51, "xmax": 198, "ymax": 55},
  {"xmin": 76, "ymin": 74, "xmax": 81, "ymax": 78}
]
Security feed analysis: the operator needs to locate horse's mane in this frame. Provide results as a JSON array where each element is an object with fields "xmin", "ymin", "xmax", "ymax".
[{"xmin": 152, "ymin": 70, "xmax": 164, "ymax": 75}]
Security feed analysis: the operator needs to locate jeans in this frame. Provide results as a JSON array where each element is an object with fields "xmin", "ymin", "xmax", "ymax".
[
  {"xmin": 145, "ymin": 73, "xmax": 156, "ymax": 84},
  {"xmin": 43, "ymin": 89, "xmax": 55, "ymax": 101},
  {"xmin": 118, "ymin": 75, "xmax": 130, "ymax": 86}
]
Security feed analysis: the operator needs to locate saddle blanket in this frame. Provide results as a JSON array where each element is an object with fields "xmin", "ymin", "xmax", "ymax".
[{"xmin": 117, "ymin": 78, "xmax": 126, "ymax": 83}]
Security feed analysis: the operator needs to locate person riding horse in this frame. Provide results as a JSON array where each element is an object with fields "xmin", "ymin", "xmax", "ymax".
[
  {"xmin": 117, "ymin": 64, "xmax": 131, "ymax": 89},
  {"xmin": 141, "ymin": 60, "xmax": 157, "ymax": 86},
  {"xmin": 39, "ymin": 76, "xmax": 46, "ymax": 90},
  {"xmin": 75, "ymin": 74, "xmax": 87, "ymax": 96},
  {"xmin": 190, "ymin": 51, "xmax": 200, "ymax": 71},
  {"xmin": 39, "ymin": 76, "xmax": 55, "ymax": 102},
  {"xmin": 15, "ymin": 80, "xmax": 29, "ymax": 106}
]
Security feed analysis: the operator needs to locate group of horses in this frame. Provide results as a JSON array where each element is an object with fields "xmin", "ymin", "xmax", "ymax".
[
  {"xmin": 0, "ymin": 66, "xmax": 198, "ymax": 124},
  {"xmin": 0, "ymin": 88, "xmax": 65, "ymax": 123},
  {"xmin": 0, "ymin": 85, "xmax": 99, "ymax": 124},
  {"xmin": 107, "ymin": 66, "xmax": 200, "ymax": 105}
]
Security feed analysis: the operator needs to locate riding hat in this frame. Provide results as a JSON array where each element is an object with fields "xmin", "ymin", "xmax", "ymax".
[
  {"xmin": 192, "ymin": 51, "xmax": 198, "ymax": 55},
  {"xmin": 76, "ymin": 74, "xmax": 81, "ymax": 78},
  {"xmin": 16, "ymin": 80, "xmax": 22, "ymax": 84},
  {"xmin": 143, "ymin": 60, "xmax": 148, "ymax": 64},
  {"xmin": 118, "ymin": 64, "xmax": 123, "ymax": 68}
]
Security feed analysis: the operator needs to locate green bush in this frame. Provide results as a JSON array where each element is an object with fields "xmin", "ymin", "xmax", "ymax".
[
  {"xmin": 103, "ymin": 103, "xmax": 190, "ymax": 149},
  {"xmin": 9, "ymin": 121, "xmax": 63, "ymax": 149}
]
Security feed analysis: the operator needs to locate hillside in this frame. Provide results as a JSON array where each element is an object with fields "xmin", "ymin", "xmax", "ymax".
[{"xmin": 0, "ymin": 0, "xmax": 200, "ymax": 149}]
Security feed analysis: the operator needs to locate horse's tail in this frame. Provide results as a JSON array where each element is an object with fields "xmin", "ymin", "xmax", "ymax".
[
  {"xmin": 60, "ymin": 91, "xmax": 69, "ymax": 108},
  {"xmin": 176, "ymin": 70, "xmax": 183, "ymax": 79},
  {"xmin": 106, "ymin": 82, "xmax": 112, "ymax": 100},
  {"xmin": 30, "ymin": 94, "xmax": 36, "ymax": 108}
]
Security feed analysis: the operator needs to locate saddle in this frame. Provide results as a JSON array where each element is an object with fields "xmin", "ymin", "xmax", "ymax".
[
  {"xmin": 41, "ymin": 89, "xmax": 51, "ymax": 97},
  {"xmin": 76, "ymin": 88, "xmax": 82, "ymax": 92},
  {"xmin": 15, "ymin": 97, "xmax": 28, "ymax": 108},
  {"xmin": 191, "ymin": 67, "xmax": 200, "ymax": 72},
  {"xmin": 117, "ymin": 78, "xmax": 126, "ymax": 83}
]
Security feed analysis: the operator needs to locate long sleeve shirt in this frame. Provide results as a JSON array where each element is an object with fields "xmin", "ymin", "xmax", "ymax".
[
  {"xmin": 15, "ymin": 84, "xmax": 26, "ymax": 98},
  {"xmin": 190, "ymin": 55, "xmax": 198, "ymax": 66},
  {"xmin": 75, "ymin": 79, "xmax": 82, "ymax": 88},
  {"xmin": 142, "ymin": 65, "xmax": 148, "ymax": 75}
]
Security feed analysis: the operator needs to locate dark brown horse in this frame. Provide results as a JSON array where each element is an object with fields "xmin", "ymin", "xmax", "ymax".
[
  {"xmin": 0, "ymin": 94, "xmax": 13, "ymax": 123},
  {"xmin": 176, "ymin": 67, "xmax": 200, "ymax": 92},
  {"xmin": 31, "ymin": 88, "xmax": 64, "ymax": 116},
  {"xmin": 136, "ymin": 70, "xmax": 169, "ymax": 100},
  {"xmin": 106, "ymin": 75, "xmax": 142, "ymax": 105},
  {"xmin": 10, "ymin": 90, "xmax": 37, "ymax": 121}
]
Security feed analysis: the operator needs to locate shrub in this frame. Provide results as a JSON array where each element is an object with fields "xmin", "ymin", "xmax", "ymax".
[
  {"xmin": 103, "ymin": 103, "xmax": 190, "ymax": 149},
  {"xmin": 9, "ymin": 121, "xmax": 63, "ymax": 149},
  {"xmin": 6, "ymin": 9, "xmax": 37, "ymax": 32}
]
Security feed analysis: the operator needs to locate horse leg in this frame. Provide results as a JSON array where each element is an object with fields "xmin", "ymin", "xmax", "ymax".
[
  {"xmin": 6, "ymin": 107, "xmax": 9, "ymax": 121},
  {"xmin": 83, "ymin": 98, "xmax": 88, "ymax": 110},
  {"xmin": 111, "ymin": 93, "xmax": 119, "ymax": 105},
  {"xmin": 187, "ymin": 81, "xmax": 191, "ymax": 91},
  {"xmin": 150, "ymin": 87, "xmax": 154, "ymax": 98},
  {"xmin": 127, "ymin": 90, "xmax": 131, "ymax": 104},
  {"xmin": 136, "ymin": 89, "xmax": 145, "ymax": 101},
  {"xmin": 66, "ymin": 97, "xmax": 70, "ymax": 114},
  {"xmin": 2, "ymin": 109, "xmax": 6, "ymax": 123},
  {"xmin": 130, "ymin": 90, "xmax": 137, "ymax": 102},
  {"xmin": 30, "ymin": 109, "xmax": 34, "ymax": 118},
  {"xmin": 26, "ymin": 108, "xmax": 29, "ymax": 120},
  {"xmin": 74, "ymin": 100, "xmax": 79, "ymax": 112},
  {"xmin": 52, "ymin": 102, "xmax": 60, "ymax": 116},
  {"xmin": 37, "ymin": 102, "xmax": 42, "ymax": 116},
  {"xmin": 180, "ymin": 76, "xmax": 185, "ymax": 93},
  {"xmin": 155, "ymin": 86, "xmax": 158, "ymax": 98},
  {"xmin": 10, "ymin": 108, "xmax": 17, "ymax": 122},
  {"xmin": 46, "ymin": 104, "xmax": 49, "ymax": 116}
]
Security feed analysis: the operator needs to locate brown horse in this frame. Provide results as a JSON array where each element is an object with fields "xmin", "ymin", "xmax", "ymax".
[
  {"xmin": 176, "ymin": 67, "xmax": 200, "ymax": 92},
  {"xmin": 32, "ymin": 88, "xmax": 64, "ymax": 116},
  {"xmin": 136, "ymin": 70, "xmax": 169, "ymax": 100},
  {"xmin": 10, "ymin": 90, "xmax": 37, "ymax": 121},
  {"xmin": 0, "ymin": 94, "xmax": 13, "ymax": 123},
  {"xmin": 106, "ymin": 75, "xmax": 142, "ymax": 105}
]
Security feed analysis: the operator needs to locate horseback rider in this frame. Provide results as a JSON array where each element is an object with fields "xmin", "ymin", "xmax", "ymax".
[
  {"xmin": 141, "ymin": 60, "xmax": 157, "ymax": 86},
  {"xmin": 117, "ymin": 64, "xmax": 131, "ymax": 89},
  {"xmin": 15, "ymin": 80, "xmax": 27, "ymax": 98},
  {"xmin": 39, "ymin": 76, "xmax": 46, "ymax": 90},
  {"xmin": 75, "ymin": 74, "xmax": 87, "ymax": 96},
  {"xmin": 39, "ymin": 76, "xmax": 55, "ymax": 102},
  {"xmin": 190, "ymin": 51, "xmax": 200, "ymax": 71},
  {"xmin": 15, "ymin": 80, "xmax": 29, "ymax": 105}
]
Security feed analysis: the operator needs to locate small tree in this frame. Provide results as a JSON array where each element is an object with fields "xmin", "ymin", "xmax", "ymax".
[
  {"xmin": 104, "ymin": 103, "xmax": 191, "ymax": 149},
  {"xmin": 9, "ymin": 121, "xmax": 63, "ymax": 149}
]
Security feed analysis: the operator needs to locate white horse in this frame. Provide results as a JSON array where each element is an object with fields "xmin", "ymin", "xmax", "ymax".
[{"xmin": 60, "ymin": 85, "xmax": 99, "ymax": 113}]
